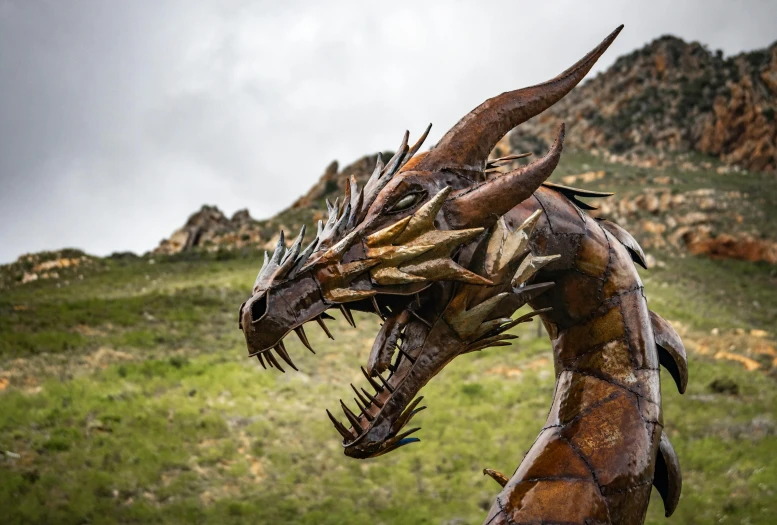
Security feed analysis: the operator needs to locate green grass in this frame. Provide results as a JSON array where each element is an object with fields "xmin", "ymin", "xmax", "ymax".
[{"xmin": 1, "ymin": 249, "xmax": 776, "ymax": 524}]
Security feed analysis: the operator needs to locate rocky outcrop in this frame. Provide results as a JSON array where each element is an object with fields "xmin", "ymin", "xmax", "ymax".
[
  {"xmin": 154, "ymin": 205, "xmax": 261, "ymax": 255},
  {"xmin": 508, "ymin": 36, "xmax": 777, "ymax": 172},
  {"xmin": 153, "ymin": 153, "xmax": 390, "ymax": 256}
]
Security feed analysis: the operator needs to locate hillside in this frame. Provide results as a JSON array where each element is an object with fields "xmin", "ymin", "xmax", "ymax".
[{"xmin": 506, "ymin": 35, "xmax": 777, "ymax": 172}]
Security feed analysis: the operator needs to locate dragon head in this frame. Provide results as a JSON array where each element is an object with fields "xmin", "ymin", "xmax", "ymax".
[{"xmin": 239, "ymin": 26, "xmax": 621, "ymax": 458}]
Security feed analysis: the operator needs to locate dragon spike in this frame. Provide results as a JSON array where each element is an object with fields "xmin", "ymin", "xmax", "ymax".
[
  {"xmin": 365, "ymin": 216, "xmax": 412, "ymax": 247},
  {"xmin": 512, "ymin": 253, "xmax": 562, "ymax": 287},
  {"xmin": 484, "ymin": 210, "xmax": 542, "ymax": 276},
  {"xmin": 253, "ymin": 251, "xmax": 270, "ymax": 290},
  {"xmin": 326, "ymin": 409, "xmax": 355, "ymax": 440},
  {"xmin": 339, "ymin": 304, "xmax": 356, "ymax": 327},
  {"xmin": 256, "ymin": 353, "xmax": 267, "ymax": 369},
  {"xmin": 418, "ymin": 25, "xmax": 622, "ymax": 172},
  {"xmin": 275, "ymin": 225, "xmax": 306, "ymax": 279},
  {"xmin": 264, "ymin": 350, "xmax": 285, "ymax": 373},
  {"xmin": 274, "ymin": 342, "xmax": 298, "ymax": 371},
  {"xmin": 333, "ymin": 203, "xmax": 352, "ymax": 238},
  {"xmin": 321, "ymin": 230, "xmax": 359, "ymax": 262},
  {"xmin": 361, "ymin": 366, "xmax": 383, "ymax": 391},
  {"xmin": 400, "ymin": 123, "xmax": 432, "ymax": 169},
  {"xmin": 295, "ymin": 325, "xmax": 315, "ymax": 353},
  {"xmin": 443, "ymin": 124, "xmax": 565, "ymax": 230},
  {"xmin": 316, "ymin": 219, "xmax": 324, "ymax": 238},
  {"xmin": 383, "ymin": 130, "xmax": 410, "ymax": 177},
  {"xmin": 394, "ymin": 187, "xmax": 452, "ymax": 244},
  {"xmin": 289, "ymin": 235, "xmax": 319, "ymax": 277},
  {"xmin": 347, "ymin": 186, "xmax": 364, "ymax": 230},
  {"xmin": 444, "ymin": 292, "xmax": 509, "ymax": 340},
  {"xmin": 361, "ymin": 387, "xmax": 384, "ymax": 408},
  {"xmin": 340, "ymin": 400, "xmax": 363, "ymax": 429},
  {"xmin": 370, "ymin": 153, "xmax": 384, "ymax": 183},
  {"xmin": 316, "ymin": 315, "xmax": 335, "ymax": 340},
  {"xmin": 342, "ymin": 181, "xmax": 352, "ymax": 219},
  {"xmin": 271, "ymin": 231, "xmax": 286, "ymax": 265},
  {"xmin": 351, "ymin": 383, "xmax": 370, "ymax": 408}
]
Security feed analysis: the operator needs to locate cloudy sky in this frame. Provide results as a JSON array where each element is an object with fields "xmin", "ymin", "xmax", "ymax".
[{"xmin": 1, "ymin": 0, "xmax": 775, "ymax": 263}]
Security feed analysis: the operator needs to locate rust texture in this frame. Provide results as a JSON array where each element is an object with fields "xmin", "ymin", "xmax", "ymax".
[{"xmin": 237, "ymin": 24, "xmax": 686, "ymax": 524}]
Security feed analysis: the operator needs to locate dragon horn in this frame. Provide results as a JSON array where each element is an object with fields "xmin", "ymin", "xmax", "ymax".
[
  {"xmin": 442, "ymin": 124, "xmax": 564, "ymax": 230},
  {"xmin": 417, "ymin": 25, "xmax": 622, "ymax": 173}
]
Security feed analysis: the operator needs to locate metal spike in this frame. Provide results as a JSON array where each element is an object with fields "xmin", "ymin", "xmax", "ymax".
[
  {"xmin": 357, "ymin": 400, "xmax": 374, "ymax": 421},
  {"xmin": 351, "ymin": 384, "xmax": 370, "ymax": 408},
  {"xmin": 295, "ymin": 326, "xmax": 315, "ymax": 353},
  {"xmin": 316, "ymin": 316, "xmax": 334, "ymax": 340},
  {"xmin": 352, "ymin": 395, "xmax": 365, "ymax": 412},
  {"xmin": 326, "ymin": 409, "xmax": 354, "ymax": 440},
  {"xmin": 370, "ymin": 296, "xmax": 385, "ymax": 319},
  {"xmin": 361, "ymin": 388, "xmax": 384, "ymax": 408},
  {"xmin": 339, "ymin": 304, "xmax": 356, "ymax": 327},
  {"xmin": 320, "ymin": 312, "xmax": 336, "ymax": 320},
  {"xmin": 340, "ymin": 400, "xmax": 363, "ymax": 429},
  {"xmin": 382, "ymin": 131, "xmax": 410, "ymax": 177},
  {"xmin": 371, "ymin": 153, "xmax": 384, "ymax": 181},
  {"xmin": 289, "ymin": 236, "xmax": 319, "ymax": 277},
  {"xmin": 376, "ymin": 372, "xmax": 394, "ymax": 392},
  {"xmin": 274, "ymin": 342, "xmax": 298, "ymax": 371},
  {"xmin": 256, "ymin": 353, "xmax": 267, "ymax": 369},
  {"xmin": 265, "ymin": 350, "xmax": 284, "ymax": 373},
  {"xmin": 401, "ymin": 123, "xmax": 432, "ymax": 167},
  {"xmin": 270, "ymin": 231, "xmax": 285, "ymax": 264},
  {"xmin": 361, "ymin": 366, "xmax": 383, "ymax": 391},
  {"xmin": 398, "ymin": 346, "xmax": 416, "ymax": 364}
]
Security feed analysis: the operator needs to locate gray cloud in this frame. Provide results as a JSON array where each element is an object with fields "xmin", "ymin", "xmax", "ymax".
[{"xmin": 1, "ymin": 0, "xmax": 775, "ymax": 262}]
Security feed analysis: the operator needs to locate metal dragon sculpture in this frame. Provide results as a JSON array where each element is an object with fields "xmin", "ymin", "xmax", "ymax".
[{"xmin": 238, "ymin": 25, "xmax": 688, "ymax": 524}]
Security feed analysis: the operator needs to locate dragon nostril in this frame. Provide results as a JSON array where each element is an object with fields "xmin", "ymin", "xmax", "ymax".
[{"xmin": 251, "ymin": 293, "xmax": 269, "ymax": 323}]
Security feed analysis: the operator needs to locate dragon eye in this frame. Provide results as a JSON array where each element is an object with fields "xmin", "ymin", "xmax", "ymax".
[{"xmin": 390, "ymin": 193, "xmax": 422, "ymax": 213}]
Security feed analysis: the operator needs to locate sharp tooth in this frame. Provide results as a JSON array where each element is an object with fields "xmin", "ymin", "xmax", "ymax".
[
  {"xmin": 256, "ymin": 353, "xmax": 267, "ymax": 369},
  {"xmin": 352, "ymin": 395, "xmax": 366, "ymax": 413},
  {"xmin": 370, "ymin": 296, "xmax": 385, "ymax": 320},
  {"xmin": 356, "ymin": 401, "xmax": 375, "ymax": 422},
  {"xmin": 326, "ymin": 409, "xmax": 355, "ymax": 440},
  {"xmin": 376, "ymin": 372, "xmax": 394, "ymax": 392},
  {"xmin": 361, "ymin": 366, "xmax": 383, "ymax": 392},
  {"xmin": 316, "ymin": 316, "xmax": 334, "ymax": 340},
  {"xmin": 295, "ymin": 326, "xmax": 315, "ymax": 354},
  {"xmin": 274, "ymin": 342, "xmax": 298, "ymax": 371},
  {"xmin": 339, "ymin": 305, "xmax": 356, "ymax": 327},
  {"xmin": 351, "ymin": 384, "xmax": 370, "ymax": 407},
  {"xmin": 398, "ymin": 346, "xmax": 416, "ymax": 364},
  {"xmin": 320, "ymin": 312, "xmax": 336, "ymax": 320},
  {"xmin": 361, "ymin": 387, "xmax": 384, "ymax": 408},
  {"xmin": 340, "ymin": 400, "xmax": 363, "ymax": 429},
  {"xmin": 265, "ymin": 351, "xmax": 285, "ymax": 373}
]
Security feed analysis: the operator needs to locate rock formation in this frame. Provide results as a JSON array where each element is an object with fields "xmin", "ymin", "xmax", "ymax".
[{"xmin": 508, "ymin": 36, "xmax": 777, "ymax": 172}]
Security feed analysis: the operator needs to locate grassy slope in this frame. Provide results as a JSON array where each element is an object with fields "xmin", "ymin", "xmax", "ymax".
[{"xmin": 2, "ymin": 156, "xmax": 777, "ymax": 524}]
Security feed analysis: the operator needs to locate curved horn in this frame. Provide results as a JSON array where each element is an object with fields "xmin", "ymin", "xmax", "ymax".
[
  {"xmin": 443, "ymin": 124, "xmax": 564, "ymax": 230},
  {"xmin": 418, "ymin": 25, "xmax": 622, "ymax": 172}
]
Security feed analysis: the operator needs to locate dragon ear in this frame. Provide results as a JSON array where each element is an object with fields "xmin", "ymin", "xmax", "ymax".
[
  {"xmin": 442, "ymin": 125, "xmax": 564, "ymax": 230},
  {"xmin": 416, "ymin": 25, "xmax": 622, "ymax": 173}
]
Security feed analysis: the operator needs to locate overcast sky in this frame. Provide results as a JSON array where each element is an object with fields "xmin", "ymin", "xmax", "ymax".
[{"xmin": 1, "ymin": 0, "xmax": 775, "ymax": 263}]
